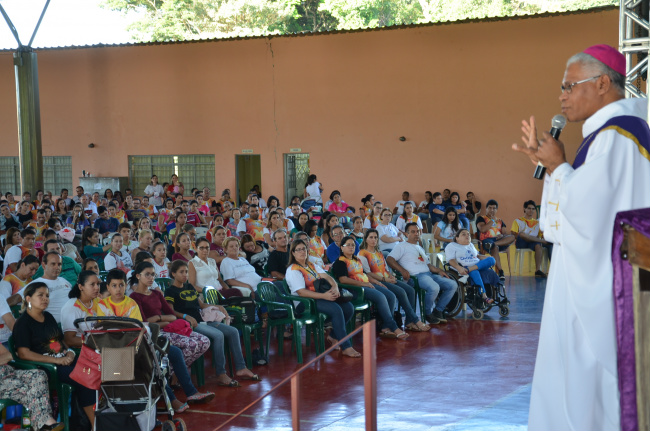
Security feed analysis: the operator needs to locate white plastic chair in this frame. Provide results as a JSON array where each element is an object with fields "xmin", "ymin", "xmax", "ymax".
[
  {"xmin": 195, "ymin": 227, "xmax": 209, "ymax": 237},
  {"xmin": 102, "ymin": 232, "xmax": 117, "ymax": 245},
  {"xmin": 514, "ymin": 247, "xmax": 549, "ymax": 275},
  {"xmin": 420, "ymin": 233, "xmax": 435, "ymax": 252}
]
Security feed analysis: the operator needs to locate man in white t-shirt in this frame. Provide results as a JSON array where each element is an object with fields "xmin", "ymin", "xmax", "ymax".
[
  {"xmin": 71, "ymin": 186, "xmax": 84, "ymax": 204},
  {"xmin": 387, "ymin": 222, "xmax": 457, "ymax": 325},
  {"xmin": 18, "ymin": 252, "xmax": 71, "ymax": 323},
  {"xmin": 81, "ymin": 194, "xmax": 98, "ymax": 222}
]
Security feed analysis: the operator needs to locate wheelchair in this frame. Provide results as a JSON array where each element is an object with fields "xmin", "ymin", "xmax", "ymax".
[{"xmin": 443, "ymin": 264, "xmax": 510, "ymax": 320}]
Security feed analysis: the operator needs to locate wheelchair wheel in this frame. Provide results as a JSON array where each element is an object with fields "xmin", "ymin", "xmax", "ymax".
[
  {"xmin": 472, "ymin": 309, "xmax": 484, "ymax": 320},
  {"xmin": 499, "ymin": 305, "xmax": 510, "ymax": 317},
  {"xmin": 444, "ymin": 283, "xmax": 465, "ymax": 317},
  {"xmin": 162, "ymin": 420, "xmax": 176, "ymax": 431}
]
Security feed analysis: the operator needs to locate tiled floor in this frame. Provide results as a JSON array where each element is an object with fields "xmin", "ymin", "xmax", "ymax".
[{"xmin": 172, "ymin": 275, "xmax": 545, "ymax": 431}]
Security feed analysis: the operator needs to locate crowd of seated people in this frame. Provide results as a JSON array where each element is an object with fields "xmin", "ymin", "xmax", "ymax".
[{"xmin": 0, "ymin": 174, "xmax": 550, "ymax": 426}]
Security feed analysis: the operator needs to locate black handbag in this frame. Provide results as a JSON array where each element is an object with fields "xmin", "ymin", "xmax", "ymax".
[
  {"xmin": 313, "ymin": 275, "xmax": 353, "ymax": 304},
  {"xmin": 221, "ymin": 296, "xmax": 257, "ymax": 324}
]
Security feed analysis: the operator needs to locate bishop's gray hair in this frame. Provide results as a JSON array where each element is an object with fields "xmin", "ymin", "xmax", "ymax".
[{"xmin": 566, "ymin": 52, "xmax": 625, "ymax": 96}]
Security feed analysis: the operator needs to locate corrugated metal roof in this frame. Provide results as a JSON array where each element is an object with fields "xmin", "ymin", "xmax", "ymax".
[{"xmin": 0, "ymin": 5, "xmax": 617, "ymax": 52}]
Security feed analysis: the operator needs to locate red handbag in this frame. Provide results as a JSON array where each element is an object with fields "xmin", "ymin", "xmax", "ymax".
[
  {"xmin": 70, "ymin": 344, "xmax": 102, "ymax": 390},
  {"xmin": 162, "ymin": 318, "xmax": 192, "ymax": 336}
]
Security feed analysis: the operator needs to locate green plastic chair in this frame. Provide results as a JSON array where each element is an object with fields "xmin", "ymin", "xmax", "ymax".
[
  {"xmin": 395, "ymin": 271, "xmax": 427, "ymax": 322},
  {"xmin": 256, "ymin": 282, "xmax": 322, "ymax": 364},
  {"xmin": 202, "ymin": 286, "xmax": 264, "ymax": 370},
  {"xmin": 280, "ymin": 280, "xmax": 327, "ymax": 355},
  {"xmin": 190, "ymin": 356, "xmax": 205, "ymax": 387},
  {"xmin": 8, "ymin": 337, "xmax": 73, "ymax": 431},
  {"xmin": 98, "ymin": 271, "xmax": 108, "ymax": 282},
  {"xmin": 155, "ymin": 277, "xmax": 172, "ymax": 292},
  {"xmin": 10, "ymin": 304, "xmax": 21, "ymax": 319}
]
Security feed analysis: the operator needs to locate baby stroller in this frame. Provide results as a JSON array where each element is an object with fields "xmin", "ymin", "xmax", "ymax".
[
  {"xmin": 443, "ymin": 265, "xmax": 510, "ymax": 320},
  {"xmin": 73, "ymin": 316, "xmax": 186, "ymax": 431}
]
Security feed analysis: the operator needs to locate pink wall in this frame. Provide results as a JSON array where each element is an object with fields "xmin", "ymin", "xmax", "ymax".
[{"xmin": 0, "ymin": 8, "xmax": 619, "ymax": 225}]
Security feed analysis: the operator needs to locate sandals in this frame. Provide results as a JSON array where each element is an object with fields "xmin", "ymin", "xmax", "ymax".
[
  {"xmin": 379, "ymin": 330, "xmax": 409, "ymax": 339},
  {"xmin": 379, "ymin": 330, "xmax": 397, "ymax": 338},
  {"xmin": 216, "ymin": 378, "xmax": 240, "ymax": 388},
  {"xmin": 187, "ymin": 392, "xmax": 216, "ymax": 404},
  {"xmin": 484, "ymin": 297, "xmax": 495, "ymax": 304},
  {"xmin": 406, "ymin": 322, "xmax": 431, "ymax": 332},
  {"xmin": 174, "ymin": 402, "xmax": 189, "ymax": 413},
  {"xmin": 237, "ymin": 372, "xmax": 262, "ymax": 381},
  {"xmin": 396, "ymin": 331, "xmax": 409, "ymax": 339}
]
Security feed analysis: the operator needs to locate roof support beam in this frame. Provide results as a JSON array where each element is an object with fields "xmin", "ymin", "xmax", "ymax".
[
  {"xmin": 0, "ymin": 1, "xmax": 50, "ymax": 195},
  {"xmin": 620, "ymin": 0, "xmax": 650, "ymax": 118}
]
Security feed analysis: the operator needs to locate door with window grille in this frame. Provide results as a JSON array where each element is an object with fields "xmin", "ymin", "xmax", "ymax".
[{"xmin": 284, "ymin": 154, "xmax": 310, "ymax": 207}]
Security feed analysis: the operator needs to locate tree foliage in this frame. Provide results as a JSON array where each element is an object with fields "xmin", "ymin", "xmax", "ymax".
[{"xmin": 102, "ymin": 0, "xmax": 617, "ymax": 41}]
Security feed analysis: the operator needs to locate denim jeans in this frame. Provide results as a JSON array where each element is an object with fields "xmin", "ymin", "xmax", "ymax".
[
  {"xmin": 364, "ymin": 284, "xmax": 398, "ymax": 332},
  {"xmin": 381, "ymin": 280, "xmax": 419, "ymax": 325},
  {"xmin": 458, "ymin": 214, "xmax": 470, "ymax": 230},
  {"xmin": 467, "ymin": 257, "xmax": 496, "ymax": 296},
  {"xmin": 167, "ymin": 344, "xmax": 197, "ymax": 398},
  {"xmin": 410, "ymin": 272, "xmax": 457, "ymax": 315},
  {"xmin": 299, "ymin": 299, "xmax": 354, "ymax": 350},
  {"xmin": 194, "ymin": 321, "xmax": 247, "ymax": 375}
]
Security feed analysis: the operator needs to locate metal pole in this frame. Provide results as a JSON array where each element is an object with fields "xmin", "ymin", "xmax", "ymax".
[
  {"xmin": 0, "ymin": 3, "xmax": 22, "ymax": 47},
  {"xmin": 28, "ymin": 0, "xmax": 51, "ymax": 47},
  {"xmin": 363, "ymin": 323, "xmax": 377, "ymax": 431},
  {"xmin": 14, "ymin": 48, "xmax": 44, "ymax": 195},
  {"xmin": 291, "ymin": 373, "xmax": 301, "ymax": 431}
]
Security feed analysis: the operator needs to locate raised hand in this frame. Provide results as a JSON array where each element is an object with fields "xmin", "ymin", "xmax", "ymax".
[{"xmin": 512, "ymin": 115, "xmax": 541, "ymax": 165}]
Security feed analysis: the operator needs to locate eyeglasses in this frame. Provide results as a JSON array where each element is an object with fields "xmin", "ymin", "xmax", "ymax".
[
  {"xmin": 332, "ymin": 232, "xmax": 343, "ymax": 237},
  {"xmin": 142, "ymin": 272, "xmax": 156, "ymax": 278},
  {"xmin": 197, "ymin": 246, "xmax": 210, "ymax": 250},
  {"xmin": 294, "ymin": 247, "xmax": 307, "ymax": 252},
  {"xmin": 560, "ymin": 75, "xmax": 601, "ymax": 94},
  {"xmin": 342, "ymin": 243, "xmax": 356, "ymax": 248}
]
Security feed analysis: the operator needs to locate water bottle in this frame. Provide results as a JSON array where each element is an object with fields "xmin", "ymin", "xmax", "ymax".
[{"xmin": 21, "ymin": 407, "xmax": 30, "ymax": 430}]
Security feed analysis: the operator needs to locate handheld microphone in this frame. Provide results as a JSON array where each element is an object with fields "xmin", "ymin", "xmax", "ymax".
[{"xmin": 533, "ymin": 114, "xmax": 566, "ymax": 179}]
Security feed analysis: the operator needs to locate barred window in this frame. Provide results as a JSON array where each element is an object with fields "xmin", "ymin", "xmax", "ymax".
[
  {"xmin": 0, "ymin": 157, "xmax": 20, "ymax": 196},
  {"xmin": 43, "ymin": 156, "xmax": 73, "ymax": 195},
  {"xmin": 129, "ymin": 155, "xmax": 216, "ymax": 197},
  {"xmin": 0, "ymin": 156, "xmax": 72, "ymax": 196}
]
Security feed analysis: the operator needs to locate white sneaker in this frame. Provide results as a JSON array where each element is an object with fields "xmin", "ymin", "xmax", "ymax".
[{"xmin": 458, "ymin": 275, "xmax": 469, "ymax": 284}]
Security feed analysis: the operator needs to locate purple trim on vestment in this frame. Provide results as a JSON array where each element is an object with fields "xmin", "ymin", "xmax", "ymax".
[
  {"xmin": 612, "ymin": 208, "xmax": 650, "ymax": 431},
  {"xmin": 573, "ymin": 115, "xmax": 650, "ymax": 169}
]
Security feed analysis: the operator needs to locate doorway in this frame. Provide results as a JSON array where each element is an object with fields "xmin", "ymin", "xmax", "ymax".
[
  {"xmin": 284, "ymin": 153, "xmax": 310, "ymax": 207},
  {"xmin": 235, "ymin": 155, "xmax": 261, "ymax": 206}
]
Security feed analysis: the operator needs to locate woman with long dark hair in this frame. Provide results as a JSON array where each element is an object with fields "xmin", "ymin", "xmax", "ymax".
[{"xmin": 433, "ymin": 207, "xmax": 462, "ymax": 250}]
